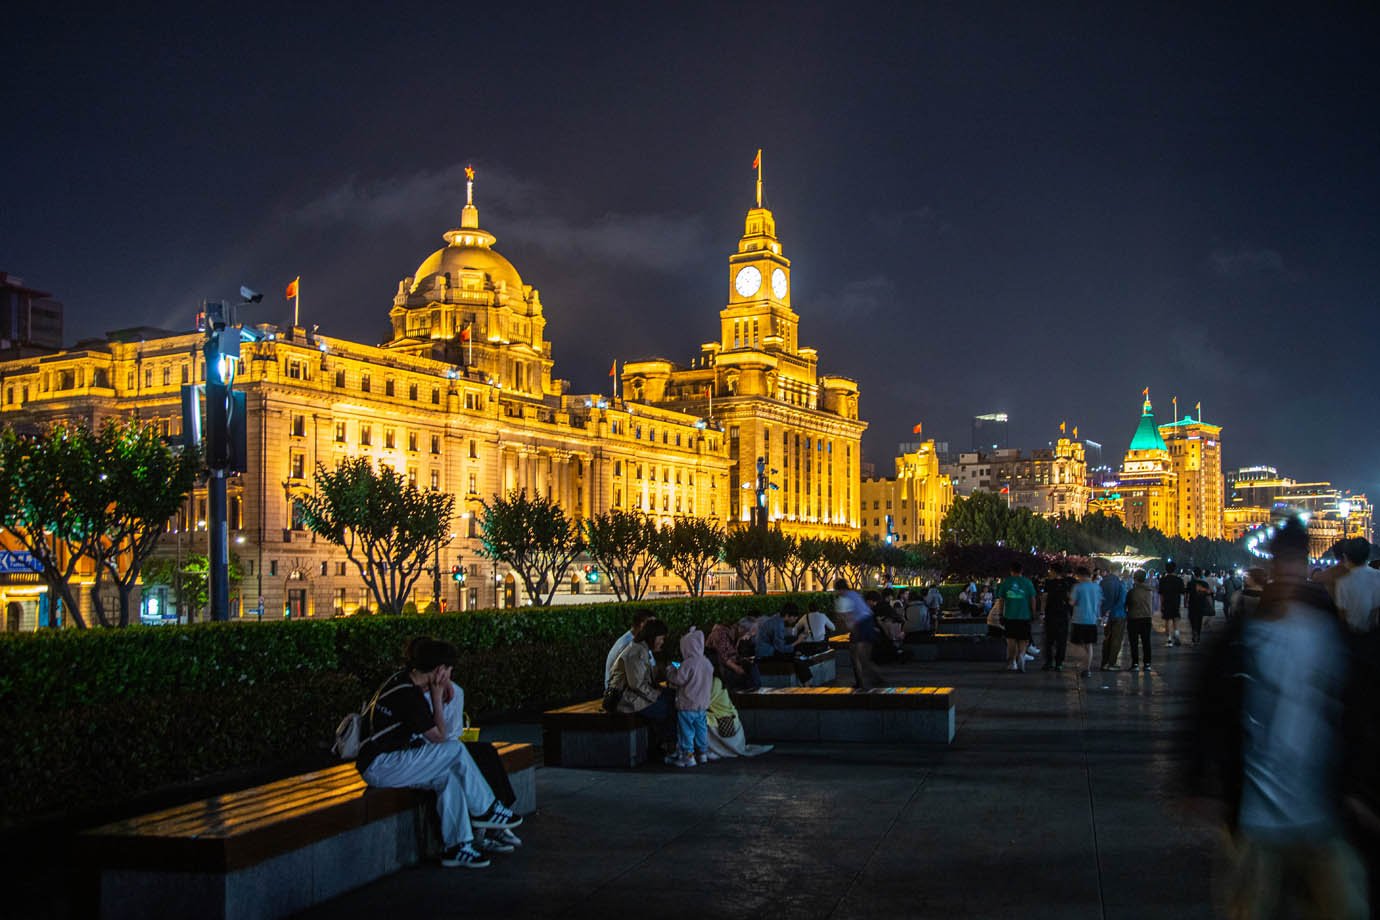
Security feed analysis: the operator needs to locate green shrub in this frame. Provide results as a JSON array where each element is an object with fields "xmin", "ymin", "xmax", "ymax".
[
  {"xmin": 0, "ymin": 593, "xmax": 827, "ymax": 824},
  {"xmin": 401, "ymin": 601, "xmax": 419, "ymax": 616}
]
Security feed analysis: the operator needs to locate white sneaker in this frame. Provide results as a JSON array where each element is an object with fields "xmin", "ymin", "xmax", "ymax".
[
  {"xmin": 699, "ymin": 752, "xmax": 721, "ymax": 764},
  {"xmin": 441, "ymin": 843, "xmax": 490, "ymax": 869},
  {"xmin": 490, "ymin": 827, "xmax": 523, "ymax": 848},
  {"xmin": 1023, "ymin": 652, "xmax": 1036, "ymax": 661},
  {"xmin": 478, "ymin": 834, "xmax": 515, "ymax": 854},
  {"xmin": 1028, "ymin": 645, "xmax": 1041, "ymax": 655},
  {"xmin": 1007, "ymin": 660, "xmax": 1018, "ymax": 671}
]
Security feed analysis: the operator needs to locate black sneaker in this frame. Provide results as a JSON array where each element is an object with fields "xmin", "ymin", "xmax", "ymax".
[
  {"xmin": 441, "ymin": 843, "xmax": 490, "ymax": 869},
  {"xmin": 472, "ymin": 802, "xmax": 523, "ymax": 830}
]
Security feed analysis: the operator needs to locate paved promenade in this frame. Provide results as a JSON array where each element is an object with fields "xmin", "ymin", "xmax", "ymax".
[{"xmin": 299, "ymin": 629, "xmax": 1222, "ymax": 920}]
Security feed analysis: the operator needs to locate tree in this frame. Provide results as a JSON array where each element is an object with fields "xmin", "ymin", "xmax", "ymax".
[
  {"xmin": 478, "ymin": 489, "xmax": 583, "ymax": 606},
  {"xmin": 778, "ymin": 534, "xmax": 812, "ymax": 592},
  {"xmin": 0, "ymin": 420, "xmax": 196, "ymax": 628},
  {"xmin": 142, "ymin": 551, "xmax": 245, "ymax": 619},
  {"xmin": 723, "ymin": 526, "xmax": 791, "ymax": 595},
  {"xmin": 299, "ymin": 457, "xmax": 454, "ymax": 615},
  {"xmin": 654, "ymin": 517, "xmax": 724, "ymax": 597},
  {"xmin": 582, "ymin": 509, "xmax": 662, "ymax": 602},
  {"xmin": 85, "ymin": 421, "xmax": 200, "ymax": 627},
  {"xmin": 805, "ymin": 536, "xmax": 851, "ymax": 589}
]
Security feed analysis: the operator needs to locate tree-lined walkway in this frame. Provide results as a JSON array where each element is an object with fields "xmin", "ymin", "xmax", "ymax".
[{"xmin": 300, "ymin": 636, "xmax": 1220, "ymax": 919}]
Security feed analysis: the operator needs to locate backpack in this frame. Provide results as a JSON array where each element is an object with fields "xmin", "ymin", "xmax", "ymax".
[{"xmin": 332, "ymin": 677, "xmax": 412, "ymax": 760}]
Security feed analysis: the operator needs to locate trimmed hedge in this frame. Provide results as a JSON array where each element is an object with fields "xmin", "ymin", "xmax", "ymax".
[{"xmin": 0, "ymin": 593, "xmax": 826, "ymax": 824}]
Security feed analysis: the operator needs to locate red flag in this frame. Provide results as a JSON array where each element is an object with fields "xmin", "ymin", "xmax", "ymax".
[
  {"xmin": 608, "ymin": 360, "xmax": 617, "ymax": 377},
  {"xmin": 911, "ymin": 422, "xmax": 923, "ymax": 436},
  {"xmin": 752, "ymin": 149, "xmax": 761, "ymax": 170},
  {"xmin": 285, "ymin": 277, "xmax": 299, "ymax": 300},
  {"xmin": 460, "ymin": 325, "xmax": 471, "ymax": 343},
  {"xmin": 1000, "ymin": 485, "xmax": 1010, "ymax": 494}
]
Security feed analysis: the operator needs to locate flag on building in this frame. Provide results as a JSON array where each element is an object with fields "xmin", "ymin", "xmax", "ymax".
[
  {"xmin": 608, "ymin": 360, "xmax": 617, "ymax": 377},
  {"xmin": 459, "ymin": 325, "xmax": 471, "ymax": 343},
  {"xmin": 1060, "ymin": 421, "xmax": 1066, "ymax": 434},
  {"xmin": 285, "ymin": 277, "xmax": 299, "ymax": 300},
  {"xmin": 912, "ymin": 422, "xmax": 923, "ymax": 435},
  {"xmin": 752, "ymin": 149, "xmax": 761, "ymax": 170},
  {"xmin": 1000, "ymin": 485, "xmax": 1010, "ymax": 494}
]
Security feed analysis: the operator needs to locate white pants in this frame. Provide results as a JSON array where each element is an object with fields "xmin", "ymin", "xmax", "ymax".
[{"xmin": 361, "ymin": 689, "xmax": 493, "ymax": 848}]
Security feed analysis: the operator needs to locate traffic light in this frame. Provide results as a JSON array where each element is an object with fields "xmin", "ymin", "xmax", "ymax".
[
  {"xmin": 583, "ymin": 564, "xmax": 600, "ymax": 584},
  {"xmin": 451, "ymin": 564, "xmax": 466, "ymax": 585}
]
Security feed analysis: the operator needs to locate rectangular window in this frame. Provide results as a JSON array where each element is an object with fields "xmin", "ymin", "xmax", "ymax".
[
  {"xmin": 286, "ymin": 360, "xmax": 304, "ymax": 380},
  {"xmin": 431, "ymin": 435, "xmax": 441, "ymax": 454},
  {"xmin": 291, "ymin": 415, "xmax": 305, "ymax": 437},
  {"xmin": 408, "ymin": 383, "xmax": 418, "ymax": 401},
  {"xmin": 429, "ymin": 469, "xmax": 440, "ymax": 490},
  {"xmin": 408, "ymin": 431, "xmax": 418, "ymax": 452},
  {"xmin": 181, "ymin": 366, "xmax": 189, "ymax": 384},
  {"xmin": 385, "ymin": 378, "xmax": 395, "ymax": 397},
  {"xmin": 291, "ymin": 454, "xmax": 305, "ymax": 479},
  {"xmin": 337, "ymin": 562, "xmax": 347, "ymax": 576},
  {"xmin": 360, "ymin": 425, "xmax": 372, "ymax": 447},
  {"xmin": 432, "ymin": 387, "xmax": 440, "ymax": 405},
  {"xmin": 385, "ymin": 429, "xmax": 396, "ymax": 449},
  {"xmin": 334, "ymin": 369, "xmax": 346, "ymax": 387},
  {"xmin": 361, "ymin": 374, "xmax": 371, "ymax": 393},
  {"xmin": 334, "ymin": 421, "xmax": 346, "ymax": 442},
  {"xmin": 162, "ymin": 367, "xmax": 171, "ymax": 386},
  {"xmin": 270, "ymin": 560, "xmax": 278, "ymax": 577},
  {"xmin": 468, "ymin": 473, "xmax": 477, "ymax": 494}
]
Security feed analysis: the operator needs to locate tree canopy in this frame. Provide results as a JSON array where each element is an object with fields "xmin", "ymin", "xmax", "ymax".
[
  {"xmin": 478, "ymin": 489, "xmax": 583, "ymax": 606},
  {"xmin": 299, "ymin": 456, "xmax": 454, "ymax": 615}
]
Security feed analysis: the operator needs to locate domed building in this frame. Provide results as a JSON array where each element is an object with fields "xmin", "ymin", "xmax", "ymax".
[{"xmin": 383, "ymin": 172, "xmax": 556, "ymax": 400}]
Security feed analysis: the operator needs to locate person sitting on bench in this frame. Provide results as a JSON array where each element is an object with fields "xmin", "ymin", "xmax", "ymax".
[
  {"xmin": 795, "ymin": 601, "xmax": 834, "ymax": 655},
  {"xmin": 610, "ymin": 618, "xmax": 675, "ymax": 748},
  {"xmin": 755, "ymin": 602, "xmax": 813, "ymax": 685},
  {"xmin": 605, "ymin": 609, "xmax": 654, "ymax": 688},
  {"xmin": 706, "ymin": 618, "xmax": 760, "ymax": 691},
  {"xmin": 355, "ymin": 637, "xmax": 523, "ymax": 870}
]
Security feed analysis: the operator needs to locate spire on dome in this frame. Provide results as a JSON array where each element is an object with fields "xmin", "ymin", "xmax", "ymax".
[
  {"xmin": 442, "ymin": 166, "xmax": 495, "ymax": 248},
  {"xmin": 1128, "ymin": 388, "xmax": 1168, "ymax": 452}
]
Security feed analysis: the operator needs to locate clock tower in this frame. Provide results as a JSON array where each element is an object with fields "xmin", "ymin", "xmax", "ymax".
[{"xmin": 721, "ymin": 155, "xmax": 798, "ymax": 354}]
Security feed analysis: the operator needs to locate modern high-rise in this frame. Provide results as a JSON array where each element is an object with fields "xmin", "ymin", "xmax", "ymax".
[{"xmin": 0, "ymin": 272, "xmax": 63, "ymax": 358}]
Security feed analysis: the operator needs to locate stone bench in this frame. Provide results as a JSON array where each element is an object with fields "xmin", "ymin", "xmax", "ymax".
[
  {"xmin": 732, "ymin": 686, "xmax": 956, "ymax": 744},
  {"xmin": 756, "ymin": 649, "xmax": 838, "ymax": 687},
  {"xmin": 79, "ymin": 742, "xmax": 536, "ymax": 920},
  {"xmin": 928, "ymin": 616, "xmax": 989, "ymax": 636},
  {"xmin": 903, "ymin": 631, "xmax": 1006, "ymax": 661},
  {"xmin": 542, "ymin": 699, "xmax": 649, "ymax": 768}
]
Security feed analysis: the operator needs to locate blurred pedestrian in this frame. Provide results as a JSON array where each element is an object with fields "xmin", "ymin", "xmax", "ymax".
[
  {"xmin": 1186, "ymin": 518, "xmax": 1368, "ymax": 919},
  {"xmin": 1100, "ymin": 568, "xmax": 1128, "ymax": 670},
  {"xmin": 1187, "ymin": 567, "xmax": 1214, "ymax": 645},
  {"xmin": 1160, "ymin": 562, "xmax": 1186, "ymax": 646},
  {"xmin": 1126, "ymin": 570, "xmax": 1154, "ymax": 672},
  {"xmin": 1041, "ymin": 562, "xmax": 1075, "ymax": 671},
  {"xmin": 1070, "ymin": 566, "xmax": 1100, "ymax": 678},
  {"xmin": 835, "ymin": 579, "xmax": 885, "ymax": 689}
]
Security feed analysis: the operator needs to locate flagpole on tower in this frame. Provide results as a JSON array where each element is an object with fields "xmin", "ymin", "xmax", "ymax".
[{"xmin": 754, "ymin": 149, "xmax": 763, "ymax": 208}]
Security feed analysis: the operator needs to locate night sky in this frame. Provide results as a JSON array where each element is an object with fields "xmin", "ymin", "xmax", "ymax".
[{"xmin": 5, "ymin": 4, "xmax": 1377, "ymax": 494}]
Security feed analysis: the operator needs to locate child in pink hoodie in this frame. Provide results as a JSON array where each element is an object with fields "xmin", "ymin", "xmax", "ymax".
[{"xmin": 664, "ymin": 627, "xmax": 715, "ymax": 767}]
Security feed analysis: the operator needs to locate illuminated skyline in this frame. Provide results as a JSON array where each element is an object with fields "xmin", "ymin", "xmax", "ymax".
[{"xmin": 2, "ymin": 4, "xmax": 1376, "ymax": 493}]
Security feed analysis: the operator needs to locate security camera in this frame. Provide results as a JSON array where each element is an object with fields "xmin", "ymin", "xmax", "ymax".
[{"xmin": 239, "ymin": 285, "xmax": 264, "ymax": 304}]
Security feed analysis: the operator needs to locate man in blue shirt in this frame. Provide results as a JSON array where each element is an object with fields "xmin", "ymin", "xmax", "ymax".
[
  {"xmin": 1099, "ymin": 569, "xmax": 1128, "ymax": 671},
  {"xmin": 1070, "ymin": 566, "xmax": 1101, "ymax": 678},
  {"xmin": 755, "ymin": 603, "xmax": 811, "ymax": 685}
]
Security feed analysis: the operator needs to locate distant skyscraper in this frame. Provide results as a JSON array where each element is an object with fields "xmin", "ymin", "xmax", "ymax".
[
  {"xmin": 1159, "ymin": 410, "xmax": 1224, "ymax": 540},
  {"xmin": 0, "ymin": 272, "xmax": 63, "ymax": 356},
  {"xmin": 971, "ymin": 412, "xmax": 1008, "ymax": 450}
]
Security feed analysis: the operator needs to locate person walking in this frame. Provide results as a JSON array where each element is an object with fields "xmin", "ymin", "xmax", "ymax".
[
  {"xmin": 995, "ymin": 561, "xmax": 1038, "ymax": 672},
  {"xmin": 1126, "ymin": 570, "xmax": 1154, "ymax": 671},
  {"xmin": 1159, "ymin": 562, "xmax": 1186, "ymax": 646},
  {"xmin": 835, "ymin": 579, "xmax": 885, "ymax": 689},
  {"xmin": 1070, "ymin": 566, "xmax": 1100, "ymax": 678},
  {"xmin": 1185, "ymin": 518, "xmax": 1368, "ymax": 918},
  {"xmin": 1041, "ymin": 562, "xmax": 1074, "ymax": 671},
  {"xmin": 1187, "ymin": 567, "xmax": 1214, "ymax": 645},
  {"xmin": 1100, "ymin": 568, "xmax": 1128, "ymax": 671}
]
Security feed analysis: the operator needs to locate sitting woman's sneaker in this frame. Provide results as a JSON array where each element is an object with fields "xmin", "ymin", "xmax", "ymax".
[
  {"xmin": 490, "ymin": 827, "xmax": 523, "ymax": 848},
  {"xmin": 472, "ymin": 802, "xmax": 523, "ymax": 830},
  {"xmin": 441, "ymin": 843, "xmax": 490, "ymax": 869},
  {"xmin": 478, "ymin": 833, "xmax": 515, "ymax": 854}
]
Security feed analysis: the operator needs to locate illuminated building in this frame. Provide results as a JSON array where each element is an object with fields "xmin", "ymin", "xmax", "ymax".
[
  {"xmin": 1102, "ymin": 393, "xmax": 1178, "ymax": 534},
  {"xmin": 1223, "ymin": 506, "xmax": 1271, "ymax": 541},
  {"xmin": 620, "ymin": 164, "xmax": 866, "ymax": 541},
  {"xmin": 1159, "ymin": 413, "xmax": 1224, "ymax": 540},
  {"xmin": 861, "ymin": 439, "xmax": 954, "ymax": 544},
  {"xmin": 971, "ymin": 412, "xmax": 1008, "ymax": 450},
  {"xmin": 0, "ymin": 176, "xmax": 730, "ymax": 626},
  {"xmin": 1227, "ymin": 466, "xmax": 1372, "ymax": 556},
  {"xmin": 940, "ymin": 437, "xmax": 1090, "ymax": 519}
]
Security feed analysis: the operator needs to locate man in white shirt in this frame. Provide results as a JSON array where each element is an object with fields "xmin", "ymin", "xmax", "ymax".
[
  {"xmin": 604, "ymin": 610, "xmax": 654, "ymax": 688},
  {"xmin": 1332, "ymin": 538, "xmax": 1380, "ymax": 633}
]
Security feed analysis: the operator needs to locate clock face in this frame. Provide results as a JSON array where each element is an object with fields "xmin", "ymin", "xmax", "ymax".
[
  {"xmin": 771, "ymin": 268, "xmax": 788, "ymax": 299},
  {"xmin": 734, "ymin": 265, "xmax": 762, "ymax": 297}
]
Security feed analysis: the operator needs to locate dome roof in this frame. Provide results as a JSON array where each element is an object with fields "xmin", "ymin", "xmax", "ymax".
[{"xmin": 412, "ymin": 241, "xmax": 523, "ymax": 293}]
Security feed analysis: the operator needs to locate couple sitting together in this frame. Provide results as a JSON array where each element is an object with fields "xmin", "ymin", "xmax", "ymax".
[{"xmin": 603, "ymin": 611, "xmax": 774, "ymax": 767}]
